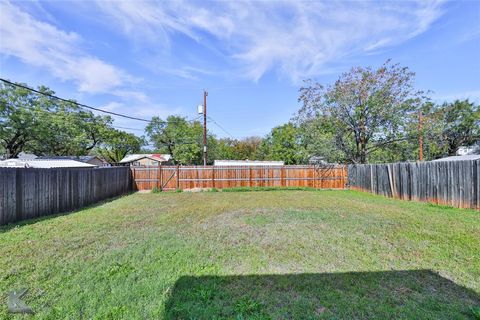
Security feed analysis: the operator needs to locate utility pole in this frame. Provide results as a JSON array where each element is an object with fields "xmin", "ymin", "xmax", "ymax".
[
  {"xmin": 418, "ymin": 110, "xmax": 423, "ymax": 161},
  {"xmin": 203, "ymin": 90, "xmax": 208, "ymax": 166}
]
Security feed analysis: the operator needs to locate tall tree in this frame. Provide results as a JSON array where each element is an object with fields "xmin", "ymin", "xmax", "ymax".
[
  {"xmin": 96, "ymin": 129, "xmax": 144, "ymax": 163},
  {"xmin": 0, "ymin": 82, "xmax": 48, "ymax": 158},
  {"xmin": 298, "ymin": 60, "xmax": 425, "ymax": 163},
  {"xmin": 212, "ymin": 138, "xmax": 237, "ymax": 160},
  {"xmin": 260, "ymin": 123, "xmax": 303, "ymax": 164},
  {"xmin": 29, "ymin": 103, "xmax": 113, "ymax": 156},
  {"xmin": 145, "ymin": 116, "xmax": 215, "ymax": 165},
  {"xmin": 233, "ymin": 136, "xmax": 263, "ymax": 160},
  {"xmin": 437, "ymin": 100, "xmax": 479, "ymax": 156},
  {"xmin": 295, "ymin": 116, "xmax": 345, "ymax": 163},
  {"xmin": 0, "ymin": 81, "xmax": 114, "ymax": 158}
]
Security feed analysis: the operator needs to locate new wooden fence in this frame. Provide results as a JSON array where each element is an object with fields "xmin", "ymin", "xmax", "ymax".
[
  {"xmin": 0, "ymin": 167, "xmax": 132, "ymax": 225},
  {"xmin": 131, "ymin": 165, "xmax": 347, "ymax": 191},
  {"xmin": 348, "ymin": 160, "xmax": 480, "ymax": 209}
]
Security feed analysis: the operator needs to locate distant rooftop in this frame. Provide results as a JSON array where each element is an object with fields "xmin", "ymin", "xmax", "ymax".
[
  {"xmin": 119, "ymin": 154, "xmax": 172, "ymax": 163},
  {"xmin": 214, "ymin": 160, "xmax": 285, "ymax": 166},
  {"xmin": 0, "ymin": 159, "xmax": 97, "ymax": 168},
  {"xmin": 432, "ymin": 154, "xmax": 480, "ymax": 162},
  {"xmin": 37, "ymin": 155, "xmax": 102, "ymax": 162}
]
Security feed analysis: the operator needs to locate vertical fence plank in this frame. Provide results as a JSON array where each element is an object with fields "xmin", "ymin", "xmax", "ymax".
[
  {"xmin": 0, "ymin": 167, "xmax": 133, "ymax": 225},
  {"xmin": 348, "ymin": 160, "xmax": 479, "ymax": 209}
]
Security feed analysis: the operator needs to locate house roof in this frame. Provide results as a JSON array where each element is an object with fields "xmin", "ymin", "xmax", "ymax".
[
  {"xmin": 432, "ymin": 154, "xmax": 480, "ymax": 162},
  {"xmin": 214, "ymin": 160, "xmax": 285, "ymax": 166},
  {"xmin": 0, "ymin": 159, "xmax": 97, "ymax": 168},
  {"xmin": 17, "ymin": 152, "xmax": 38, "ymax": 160},
  {"xmin": 37, "ymin": 155, "xmax": 103, "ymax": 163},
  {"xmin": 119, "ymin": 153, "xmax": 172, "ymax": 163}
]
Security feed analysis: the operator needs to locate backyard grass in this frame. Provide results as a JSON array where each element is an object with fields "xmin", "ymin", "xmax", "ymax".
[{"xmin": 0, "ymin": 190, "xmax": 479, "ymax": 319}]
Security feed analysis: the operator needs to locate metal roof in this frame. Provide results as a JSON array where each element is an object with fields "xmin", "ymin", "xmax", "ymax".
[
  {"xmin": 0, "ymin": 159, "xmax": 97, "ymax": 168},
  {"xmin": 119, "ymin": 154, "xmax": 171, "ymax": 163},
  {"xmin": 214, "ymin": 160, "xmax": 285, "ymax": 166},
  {"xmin": 432, "ymin": 154, "xmax": 480, "ymax": 162},
  {"xmin": 37, "ymin": 155, "xmax": 103, "ymax": 163}
]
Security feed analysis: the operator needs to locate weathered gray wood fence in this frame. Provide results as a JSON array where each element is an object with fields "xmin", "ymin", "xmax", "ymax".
[
  {"xmin": 0, "ymin": 167, "xmax": 132, "ymax": 225},
  {"xmin": 348, "ymin": 160, "xmax": 480, "ymax": 209}
]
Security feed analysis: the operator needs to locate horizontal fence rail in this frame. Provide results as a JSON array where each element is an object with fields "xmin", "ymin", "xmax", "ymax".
[
  {"xmin": 0, "ymin": 167, "xmax": 133, "ymax": 225},
  {"xmin": 348, "ymin": 160, "xmax": 480, "ymax": 209},
  {"xmin": 131, "ymin": 165, "xmax": 348, "ymax": 191}
]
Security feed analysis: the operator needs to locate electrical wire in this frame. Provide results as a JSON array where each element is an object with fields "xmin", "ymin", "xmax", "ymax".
[
  {"xmin": 0, "ymin": 78, "xmax": 199, "ymax": 125},
  {"xmin": 207, "ymin": 116, "xmax": 237, "ymax": 139}
]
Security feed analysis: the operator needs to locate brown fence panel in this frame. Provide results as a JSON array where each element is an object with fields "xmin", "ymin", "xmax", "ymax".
[
  {"xmin": 0, "ymin": 167, "xmax": 132, "ymax": 225},
  {"xmin": 348, "ymin": 160, "xmax": 480, "ymax": 209},
  {"xmin": 131, "ymin": 165, "xmax": 347, "ymax": 191}
]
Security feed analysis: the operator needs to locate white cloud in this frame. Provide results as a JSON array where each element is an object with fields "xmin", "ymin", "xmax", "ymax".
[
  {"xmin": 96, "ymin": 0, "xmax": 446, "ymax": 82},
  {"xmin": 0, "ymin": 1, "xmax": 131, "ymax": 94},
  {"xmin": 434, "ymin": 90, "xmax": 480, "ymax": 103}
]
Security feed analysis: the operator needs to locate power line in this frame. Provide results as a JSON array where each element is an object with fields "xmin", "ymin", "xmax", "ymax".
[
  {"xmin": 111, "ymin": 125, "xmax": 145, "ymax": 132},
  {"xmin": 0, "ymin": 78, "xmax": 199, "ymax": 125},
  {"xmin": 0, "ymin": 78, "xmax": 152, "ymax": 122},
  {"xmin": 207, "ymin": 115, "xmax": 237, "ymax": 139}
]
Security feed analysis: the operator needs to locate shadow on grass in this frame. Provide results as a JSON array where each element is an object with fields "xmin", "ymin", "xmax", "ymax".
[
  {"xmin": 165, "ymin": 270, "xmax": 480, "ymax": 319},
  {"xmin": 0, "ymin": 193, "xmax": 132, "ymax": 233}
]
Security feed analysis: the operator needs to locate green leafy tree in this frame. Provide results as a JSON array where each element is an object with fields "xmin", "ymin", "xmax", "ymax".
[
  {"xmin": 213, "ymin": 138, "xmax": 238, "ymax": 160},
  {"xmin": 29, "ymin": 103, "xmax": 113, "ymax": 156},
  {"xmin": 0, "ymin": 81, "xmax": 114, "ymax": 158},
  {"xmin": 402, "ymin": 100, "xmax": 480, "ymax": 161},
  {"xmin": 298, "ymin": 60, "xmax": 426, "ymax": 163},
  {"xmin": 260, "ymin": 123, "xmax": 303, "ymax": 164},
  {"xmin": 436, "ymin": 100, "xmax": 479, "ymax": 156},
  {"xmin": 233, "ymin": 137, "xmax": 263, "ymax": 160},
  {"xmin": 0, "ymin": 82, "xmax": 49, "ymax": 158},
  {"xmin": 146, "ymin": 116, "xmax": 216, "ymax": 165},
  {"xmin": 295, "ymin": 116, "xmax": 345, "ymax": 163},
  {"xmin": 96, "ymin": 129, "xmax": 144, "ymax": 163}
]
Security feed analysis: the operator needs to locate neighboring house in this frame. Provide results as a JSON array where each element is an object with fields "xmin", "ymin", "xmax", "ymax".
[
  {"xmin": 214, "ymin": 160, "xmax": 285, "ymax": 166},
  {"xmin": 37, "ymin": 155, "xmax": 107, "ymax": 166},
  {"xmin": 457, "ymin": 146, "xmax": 477, "ymax": 156},
  {"xmin": 432, "ymin": 154, "xmax": 480, "ymax": 162},
  {"xmin": 0, "ymin": 159, "xmax": 97, "ymax": 168},
  {"xmin": 17, "ymin": 152, "xmax": 38, "ymax": 160},
  {"xmin": 119, "ymin": 154, "xmax": 173, "ymax": 166}
]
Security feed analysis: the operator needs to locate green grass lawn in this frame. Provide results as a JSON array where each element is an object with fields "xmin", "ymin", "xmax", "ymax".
[{"xmin": 0, "ymin": 190, "xmax": 479, "ymax": 319}]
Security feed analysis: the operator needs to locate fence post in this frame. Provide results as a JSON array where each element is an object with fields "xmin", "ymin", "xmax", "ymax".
[
  {"xmin": 132, "ymin": 167, "xmax": 136, "ymax": 191},
  {"xmin": 212, "ymin": 166, "xmax": 215, "ymax": 189},
  {"xmin": 176, "ymin": 165, "xmax": 180, "ymax": 190},
  {"xmin": 313, "ymin": 166, "xmax": 316, "ymax": 189},
  {"xmin": 249, "ymin": 166, "xmax": 253, "ymax": 187},
  {"xmin": 159, "ymin": 165, "xmax": 164, "ymax": 191},
  {"xmin": 157, "ymin": 165, "xmax": 161, "ymax": 190}
]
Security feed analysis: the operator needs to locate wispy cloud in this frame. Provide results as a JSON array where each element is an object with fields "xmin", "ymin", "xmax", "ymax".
[
  {"xmin": 433, "ymin": 90, "xmax": 480, "ymax": 103},
  {"xmin": 0, "ymin": 1, "xmax": 132, "ymax": 94},
  {"xmin": 96, "ymin": 0, "xmax": 446, "ymax": 82}
]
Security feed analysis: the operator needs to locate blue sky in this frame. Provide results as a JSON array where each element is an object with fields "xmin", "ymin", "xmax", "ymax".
[{"xmin": 1, "ymin": 0, "xmax": 479, "ymax": 140}]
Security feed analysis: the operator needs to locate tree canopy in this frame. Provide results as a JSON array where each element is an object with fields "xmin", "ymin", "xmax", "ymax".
[
  {"xmin": 297, "ymin": 60, "xmax": 426, "ymax": 164},
  {"xmin": 2, "ymin": 62, "xmax": 479, "ymax": 166},
  {"xmin": 0, "ymin": 81, "xmax": 139, "ymax": 160}
]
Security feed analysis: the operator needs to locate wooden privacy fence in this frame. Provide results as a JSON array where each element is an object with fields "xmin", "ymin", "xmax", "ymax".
[
  {"xmin": 0, "ymin": 167, "xmax": 133, "ymax": 225},
  {"xmin": 348, "ymin": 160, "xmax": 480, "ymax": 209},
  {"xmin": 131, "ymin": 165, "xmax": 347, "ymax": 191}
]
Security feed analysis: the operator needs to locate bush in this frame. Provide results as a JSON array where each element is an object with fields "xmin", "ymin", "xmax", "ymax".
[{"xmin": 151, "ymin": 186, "xmax": 161, "ymax": 193}]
